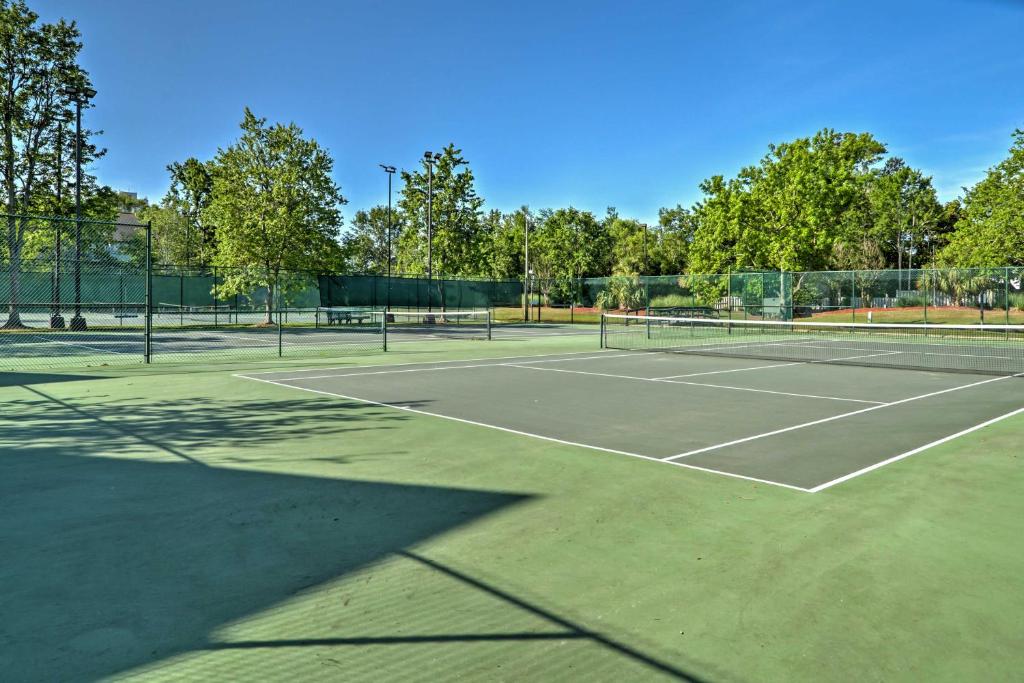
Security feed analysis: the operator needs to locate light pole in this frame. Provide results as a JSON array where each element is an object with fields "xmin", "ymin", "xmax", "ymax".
[
  {"xmin": 379, "ymin": 164, "xmax": 396, "ymax": 308},
  {"xmin": 50, "ymin": 117, "xmax": 67, "ymax": 329},
  {"xmin": 65, "ymin": 85, "xmax": 96, "ymax": 331},
  {"xmin": 523, "ymin": 211, "xmax": 530, "ymax": 322},
  {"xmin": 641, "ymin": 222, "xmax": 648, "ymax": 275},
  {"xmin": 423, "ymin": 151, "xmax": 440, "ymax": 311}
]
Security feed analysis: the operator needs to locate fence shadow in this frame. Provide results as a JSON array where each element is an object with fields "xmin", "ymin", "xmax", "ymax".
[{"xmin": 0, "ymin": 449, "xmax": 532, "ymax": 680}]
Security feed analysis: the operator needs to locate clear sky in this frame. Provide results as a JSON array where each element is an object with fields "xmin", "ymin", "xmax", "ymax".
[{"xmin": 33, "ymin": 0, "xmax": 1024, "ymax": 224}]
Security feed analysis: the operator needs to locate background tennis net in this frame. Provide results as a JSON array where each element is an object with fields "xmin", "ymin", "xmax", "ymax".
[{"xmin": 600, "ymin": 313, "xmax": 1024, "ymax": 376}]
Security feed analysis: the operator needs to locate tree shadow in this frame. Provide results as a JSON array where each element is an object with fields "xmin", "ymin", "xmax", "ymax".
[
  {"xmin": 3, "ymin": 386, "xmax": 426, "ymax": 465},
  {"xmin": 0, "ymin": 450, "xmax": 532, "ymax": 681}
]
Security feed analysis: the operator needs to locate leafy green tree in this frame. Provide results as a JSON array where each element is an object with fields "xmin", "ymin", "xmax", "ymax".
[
  {"xmin": 165, "ymin": 157, "xmax": 214, "ymax": 265},
  {"xmin": 938, "ymin": 130, "xmax": 1024, "ymax": 267},
  {"xmin": 396, "ymin": 145, "xmax": 485, "ymax": 279},
  {"xmin": 603, "ymin": 208, "xmax": 649, "ymax": 275},
  {"xmin": 866, "ymin": 158, "xmax": 942, "ymax": 270},
  {"xmin": 341, "ymin": 205, "xmax": 396, "ymax": 274},
  {"xmin": 1, "ymin": 0, "xmax": 95, "ymax": 327},
  {"xmin": 688, "ymin": 129, "xmax": 888, "ymax": 274},
  {"xmin": 205, "ymin": 108, "xmax": 346, "ymax": 323},
  {"xmin": 651, "ymin": 205, "xmax": 693, "ymax": 275},
  {"xmin": 480, "ymin": 208, "xmax": 523, "ymax": 280},
  {"xmin": 530, "ymin": 206, "xmax": 606, "ymax": 301}
]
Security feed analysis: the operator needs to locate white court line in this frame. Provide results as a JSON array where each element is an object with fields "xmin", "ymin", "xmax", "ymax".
[
  {"xmin": 651, "ymin": 350, "xmax": 904, "ymax": 380},
  {"xmin": 237, "ymin": 350, "xmax": 636, "ymax": 380},
  {"xmin": 236, "ymin": 373, "xmax": 811, "ymax": 493},
  {"xmin": 653, "ymin": 362, "xmax": 803, "ymax": 379},
  {"xmin": 668, "ymin": 372, "xmax": 1023, "ymax": 462},
  {"xmin": 28, "ymin": 335, "xmax": 137, "ymax": 355},
  {"xmin": 252, "ymin": 353, "xmax": 639, "ymax": 382},
  {"xmin": 507, "ymin": 364, "xmax": 883, "ymax": 404},
  {"xmin": 808, "ymin": 406, "xmax": 1024, "ymax": 492}
]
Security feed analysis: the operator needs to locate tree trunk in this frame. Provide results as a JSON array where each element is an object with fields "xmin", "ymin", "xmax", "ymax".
[
  {"xmin": 3, "ymin": 215, "xmax": 25, "ymax": 329},
  {"xmin": 264, "ymin": 280, "xmax": 274, "ymax": 325}
]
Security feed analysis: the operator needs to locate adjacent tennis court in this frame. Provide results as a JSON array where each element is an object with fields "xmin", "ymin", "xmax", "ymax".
[{"xmin": 239, "ymin": 343, "xmax": 1023, "ymax": 492}]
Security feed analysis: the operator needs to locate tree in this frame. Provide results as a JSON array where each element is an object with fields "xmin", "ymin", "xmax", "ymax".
[
  {"xmin": 528, "ymin": 207, "xmax": 606, "ymax": 303},
  {"xmin": 652, "ymin": 205, "xmax": 693, "ymax": 275},
  {"xmin": 479, "ymin": 209, "xmax": 522, "ymax": 280},
  {"xmin": 1, "ymin": 0, "xmax": 95, "ymax": 327},
  {"xmin": 604, "ymin": 208, "xmax": 649, "ymax": 275},
  {"xmin": 687, "ymin": 129, "xmax": 888, "ymax": 274},
  {"xmin": 938, "ymin": 129, "xmax": 1024, "ymax": 268},
  {"xmin": 396, "ymin": 144, "xmax": 485, "ymax": 279},
  {"xmin": 165, "ymin": 157, "xmax": 214, "ymax": 265},
  {"xmin": 341, "ymin": 205, "xmax": 395, "ymax": 274},
  {"xmin": 866, "ymin": 158, "xmax": 942, "ymax": 270},
  {"xmin": 205, "ymin": 108, "xmax": 346, "ymax": 323}
]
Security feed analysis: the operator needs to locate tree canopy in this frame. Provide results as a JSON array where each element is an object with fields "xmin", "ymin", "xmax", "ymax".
[{"xmin": 205, "ymin": 108, "xmax": 346, "ymax": 322}]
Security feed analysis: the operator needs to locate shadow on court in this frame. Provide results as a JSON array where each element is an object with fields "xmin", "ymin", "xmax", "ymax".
[
  {"xmin": 0, "ymin": 449, "xmax": 530, "ymax": 680},
  {"xmin": 0, "ymin": 387, "xmax": 706, "ymax": 681},
  {"xmin": 0, "ymin": 371, "xmax": 108, "ymax": 388}
]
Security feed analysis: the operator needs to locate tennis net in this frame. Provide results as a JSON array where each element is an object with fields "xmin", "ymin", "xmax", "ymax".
[
  {"xmin": 600, "ymin": 313, "xmax": 1024, "ymax": 376},
  {"xmin": 381, "ymin": 309, "xmax": 492, "ymax": 341}
]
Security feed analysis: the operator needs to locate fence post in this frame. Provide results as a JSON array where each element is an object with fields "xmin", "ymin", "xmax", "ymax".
[{"xmin": 144, "ymin": 221, "xmax": 152, "ymax": 363}]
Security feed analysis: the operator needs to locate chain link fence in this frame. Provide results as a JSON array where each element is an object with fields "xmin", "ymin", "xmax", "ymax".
[{"xmin": 6, "ymin": 213, "xmax": 1023, "ymax": 370}]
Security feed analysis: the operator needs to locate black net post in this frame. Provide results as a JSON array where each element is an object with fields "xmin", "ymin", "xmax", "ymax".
[
  {"xmin": 1007, "ymin": 267, "xmax": 1012, "ymax": 326},
  {"xmin": 850, "ymin": 271, "xmax": 856, "ymax": 323}
]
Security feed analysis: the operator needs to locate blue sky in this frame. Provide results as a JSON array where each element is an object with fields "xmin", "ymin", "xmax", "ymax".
[{"xmin": 34, "ymin": 0, "xmax": 1024, "ymax": 224}]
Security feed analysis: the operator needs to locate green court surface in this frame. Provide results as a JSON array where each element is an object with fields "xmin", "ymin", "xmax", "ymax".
[{"xmin": 2, "ymin": 334, "xmax": 1024, "ymax": 681}]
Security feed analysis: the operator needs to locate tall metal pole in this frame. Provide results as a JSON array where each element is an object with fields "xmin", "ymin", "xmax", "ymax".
[
  {"xmin": 380, "ymin": 164, "xmax": 395, "ymax": 309},
  {"xmin": 425, "ymin": 153, "xmax": 434, "ymax": 312},
  {"xmin": 145, "ymin": 220, "xmax": 152, "ymax": 363},
  {"xmin": 642, "ymin": 222, "xmax": 648, "ymax": 275},
  {"xmin": 70, "ymin": 98, "xmax": 86, "ymax": 331},
  {"xmin": 50, "ymin": 121, "xmax": 65, "ymax": 328},
  {"xmin": 523, "ymin": 212, "xmax": 529, "ymax": 322}
]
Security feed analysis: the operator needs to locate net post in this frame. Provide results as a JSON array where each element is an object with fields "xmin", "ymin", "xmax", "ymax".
[
  {"xmin": 924, "ymin": 269, "xmax": 929, "ymax": 330},
  {"xmin": 382, "ymin": 309, "xmax": 388, "ymax": 352},
  {"xmin": 599, "ymin": 313, "xmax": 605, "ymax": 348},
  {"xmin": 1007, "ymin": 267, "xmax": 1011, "ymax": 326},
  {"xmin": 213, "ymin": 265, "xmax": 218, "ymax": 327},
  {"xmin": 850, "ymin": 271, "xmax": 856, "ymax": 324},
  {"xmin": 144, "ymin": 220, "xmax": 152, "ymax": 363}
]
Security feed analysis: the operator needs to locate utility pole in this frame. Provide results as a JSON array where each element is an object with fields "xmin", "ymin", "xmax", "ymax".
[
  {"xmin": 423, "ymin": 151, "xmax": 440, "ymax": 311},
  {"xmin": 523, "ymin": 210, "xmax": 530, "ymax": 322},
  {"xmin": 66, "ymin": 85, "xmax": 96, "ymax": 331},
  {"xmin": 379, "ymin": 164, "xmax": 396, "ymax": 308},
  {"xmin": 642, "ymin": 222, "xmax": 648, "ymax": 275},
  {"xmin": 50, "ymin": 119, "xmax": 66, "ymax": 329}
]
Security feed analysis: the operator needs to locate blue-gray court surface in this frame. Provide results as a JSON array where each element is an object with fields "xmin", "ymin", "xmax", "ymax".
[{"xmin": 238, "ymin": 348, "xmax": 1024, "ymax": 492}]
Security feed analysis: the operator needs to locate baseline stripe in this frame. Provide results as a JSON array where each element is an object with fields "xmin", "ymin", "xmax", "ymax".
[{"xmin": 808, "ymin": 406, "xmax": 1024, "ymax": 492}]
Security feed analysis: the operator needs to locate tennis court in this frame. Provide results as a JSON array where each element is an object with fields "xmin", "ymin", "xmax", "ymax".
[{"xmin": 239, "ymin": 343, "xmax": 1023, "ymax": 492}]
